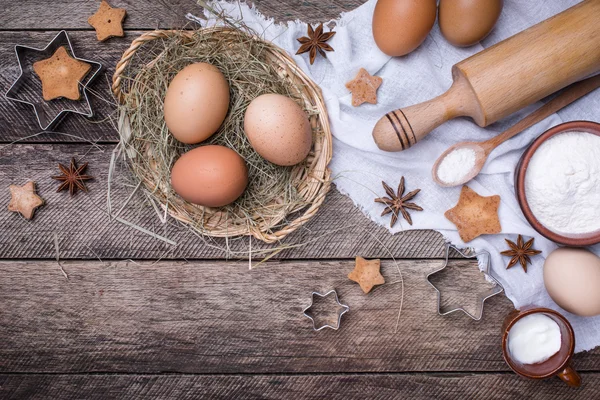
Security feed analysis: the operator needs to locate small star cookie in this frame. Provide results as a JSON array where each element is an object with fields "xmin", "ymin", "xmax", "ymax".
[
  {"xmin": 33, "ymin": 47, "xmax": 92, "ymax": 101},
  {"xmin": 348, "ymin": 256, "xmax": 385, "ymax": 294},
  {"xmin": 88, "ymin": 1, "xmax": 127, "ymax": 42},
  {"xmin": 8, "ymin": 181, "xmax": 44, "ymax": 220},
  {"xmin": 345, "ymin": 68, "xmax": 383, "ymax": 107},
  {"xmin": 445, "ymin": 186, "xmax": 501, "ymax": 243}
]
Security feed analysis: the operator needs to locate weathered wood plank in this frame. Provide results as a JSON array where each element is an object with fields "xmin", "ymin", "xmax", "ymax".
[
  {"xmin": 1, "ymin": 372, "xmax": 599, "ymax": 399},
  {"xmin": 252, "ymin": 0, "xmax": 366, "ymax": 23},
  {"xmin": 1, "ymin": 258, "xmax": 598, "ymax": 374},
  {"xmin": 1, "ymin": 0, "xmax": 193, "ymax": 31},
  {"xmin": 0, "ymin": 143, "xmax": 448, "ymax": 259},
  {"xmin": 0, "ymin": 0, "xmax": 365, "ymax": 30}
]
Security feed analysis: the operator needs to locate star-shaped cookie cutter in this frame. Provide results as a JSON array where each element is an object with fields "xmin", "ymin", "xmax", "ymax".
[
  {"xmin": 303, "ymin": 290, "xmax": 349, "ymax": 331},
  {"xmin": 426, "ymin": 244, "xmax": 504, "ymax": 320},
  {"xmin": 5, "ymin": 30, "xmax": 103, "ymax": 131}
]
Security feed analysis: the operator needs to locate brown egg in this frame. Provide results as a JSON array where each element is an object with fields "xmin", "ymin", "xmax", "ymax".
[
  {"xmin": 171, "ymin": 145, "xmax": 247, "ymax": 207},
  {"xmin": 439, "ymin": 0, "xmax": 503, "ymax": 47},
  {"xmin": 372, "ymin": 0, "xmax": 437, "ymax": 57},
  {"xmin": 544, "ymin": 247, "xmax": 600, "ymax": 317},
  {"xmin": 164, "ymin": 63, "xmax": 230, "ymax": 144},
  {"xmin": 244, "ymin": 94, "xmax": 312, "ymax": 166}
]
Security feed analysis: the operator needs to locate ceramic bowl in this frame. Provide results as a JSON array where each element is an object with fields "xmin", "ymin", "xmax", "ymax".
[
  {"xmin": 502, "ymin": 307, "xmax": 580, "ymax": 387},
  {"xmin": 515, "ymin": 121, "xmax": 600, "ymax": 246}
]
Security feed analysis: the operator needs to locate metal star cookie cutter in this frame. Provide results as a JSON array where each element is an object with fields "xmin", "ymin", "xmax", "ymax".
[
  {"xmin": 426, "ymin": 244, "xmax": 504, "ymax": 320},
  {"xmin": 303, "ymin": 290, "xmax": 349, "ymax": 331},
  {"xmin": 5, "ymin": 30, "xmax": 103, "ymax": 131}
]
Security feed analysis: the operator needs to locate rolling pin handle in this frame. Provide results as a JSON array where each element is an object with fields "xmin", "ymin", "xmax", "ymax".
[
  {"xmin": 372, "ymin": 71, "xmax": 480, "ymax": 152},
  {"xmin": 372, "ymin": 95, "xmax": 452, "ymax": 152}
]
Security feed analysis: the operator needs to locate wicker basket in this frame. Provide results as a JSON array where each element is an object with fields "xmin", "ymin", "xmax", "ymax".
[{"xmin": 111, "ymin": 28, "xmax": 332, "ymax": 244}]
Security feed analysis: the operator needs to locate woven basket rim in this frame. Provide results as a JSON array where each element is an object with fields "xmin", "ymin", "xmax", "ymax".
[{"xmin": 111, "ymin": 28, "xmax": 333, "ymax": 244}]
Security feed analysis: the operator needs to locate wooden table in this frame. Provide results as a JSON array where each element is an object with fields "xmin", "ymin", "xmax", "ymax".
[{"xmin": 1, "ymin": 1, "xmax": 599, "ymax": 398}]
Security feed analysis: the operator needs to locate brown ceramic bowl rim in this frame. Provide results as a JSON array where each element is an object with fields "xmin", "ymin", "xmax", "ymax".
[
  {"xmin": 502, "ymin": 307, "xmax": 575, "ymax": 379},
  {"xmin": 515, "ymin": 121, "xmax": 600, "ymax": 246}
]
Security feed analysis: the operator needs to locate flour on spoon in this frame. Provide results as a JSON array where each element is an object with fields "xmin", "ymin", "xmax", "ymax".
[{"xmin": 437, "ymin": 147, "xmax": 477, "ymax": 184}]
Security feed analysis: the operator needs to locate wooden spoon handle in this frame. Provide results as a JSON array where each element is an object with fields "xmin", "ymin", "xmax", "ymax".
[{"xmin": 481, "ymin": 74, "xmax": 600, "ymax": 153}]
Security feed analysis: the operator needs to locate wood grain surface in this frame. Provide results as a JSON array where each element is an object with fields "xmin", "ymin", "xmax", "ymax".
[
  {"xmin": 1, "ymin": 259, "xmax": 598, "ymax": 374},
  {"xmin": 0, "ymin": 144, "xmax": 448, "ymax": 259},
  {"xmin": 2, "ymin": 373, "xmax": 600, "ymax": 399},
  {"xmin": 0, "ymin": 0, "xmax": 365, "ymax": 30},
  {"xmin": 1, "ymin": 0, "xmax": 599, "ymax": 398}
]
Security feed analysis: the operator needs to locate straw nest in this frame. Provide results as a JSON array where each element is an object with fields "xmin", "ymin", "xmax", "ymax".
[{"xmin": 111, "ymin": 27, "xmax": 332, "ymax": 243}]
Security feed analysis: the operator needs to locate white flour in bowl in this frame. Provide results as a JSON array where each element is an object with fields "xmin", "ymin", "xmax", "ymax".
[{"xmin": 525, "ymin": 131, "xmax": 600, "ymax": 235}]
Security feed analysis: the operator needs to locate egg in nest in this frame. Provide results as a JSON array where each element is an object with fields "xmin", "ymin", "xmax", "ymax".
[{"xmin": 164, "ymin": 62, "xmax": 230, "ymax": 144}]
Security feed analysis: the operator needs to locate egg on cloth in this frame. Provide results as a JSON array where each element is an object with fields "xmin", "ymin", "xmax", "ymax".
[
  {"xmin": 244, "ymin": 94, "xmax": 312, "ymax": 166},
  {"xmin": 372, "ymin": 0, "xmax": 437, "ymax": 57},
  {"xmin": 170, "ymin": 145, "xmax": 248, "ymax": 208},
  {"xmin": 544, "ymin": 247, "xmax": 600, "ymax": 317},
  {"xmin": 439, "ymin": 0, "xmax": 503, "ymax": 47},
  {"xmin": 164, "ymin": 63, "xmax": 230, "ymax": 144}
]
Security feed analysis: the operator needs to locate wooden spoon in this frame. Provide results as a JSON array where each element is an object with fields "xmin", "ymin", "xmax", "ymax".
[{"xmin": 432, "ymin": 74, "xmax": 600, "ymax": 187}]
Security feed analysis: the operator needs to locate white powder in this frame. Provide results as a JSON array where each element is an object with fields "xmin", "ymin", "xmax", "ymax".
[
  {"xmin": 525, "ymin": 131, "xmax": 600, "ymax": 235},
  {"xmin": 437, "ymin": 148, "xmax": 477, "ymax": 184},
  {"xmin": 508, "ymin": 313, "xmax": 562, "ymax": 365}
]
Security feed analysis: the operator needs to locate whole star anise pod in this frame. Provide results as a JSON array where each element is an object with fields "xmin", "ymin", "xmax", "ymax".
[
  {"xmin": 500, "ymin": 235, "xmax": 541, "ymax": 273},
  {"xmin": 52, "ymin": 158, "xmax": 94, "ymax": 196},
  {"xmin": 296, "ymin": 23, "xmax": 336, "ymax": 65},
  {"xmin": 375, "ymin": 177, "xmax": 423, "ymax": 228}
]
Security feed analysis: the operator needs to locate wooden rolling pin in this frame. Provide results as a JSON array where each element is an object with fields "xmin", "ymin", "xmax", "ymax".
[{"xmin": 373, "ymin": 0, "xmax": 600, "ymax": 152}]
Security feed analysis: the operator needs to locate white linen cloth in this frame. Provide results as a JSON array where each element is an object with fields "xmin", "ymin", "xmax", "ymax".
[{"xmin": 200, "ymin": 0, "xmax": 600, "ymax": 352}]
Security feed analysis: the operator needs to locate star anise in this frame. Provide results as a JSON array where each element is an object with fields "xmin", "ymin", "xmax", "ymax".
[
  {"xmin": 52, "ymin": 158, "xmax": 94, "ymax": 196},
  {"xmin": 500, "ymin": 235, "xmax": 541, "ymax": 273},
  {"xmin": 375, "ymin": 177, "xmax": 423, "ymax": 228},
  {"xmin": 296, "ymin": 23, "xmax": 336, "ymax": 65}
]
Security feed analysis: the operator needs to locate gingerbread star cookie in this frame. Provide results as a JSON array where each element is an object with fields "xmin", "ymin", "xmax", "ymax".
[
  {"xmin": 445, "ymin": 186, "xmax": 501, "ymax": 243},
  {"xmin": 348, "ymin": 256, "xmax": 386, "ymax": 294},
  {"xmin": 345, "ymin": 68, "xmax": 383, "ymax": 107},
  {"xmin": 8, "ymin": 181, "xmax": 44, "ymax": 220},
  {"xmin": 88, "ymin": 1, "xmax": 127, "ymax": 42},
  {"xmin": 33, "ymin": 46, "xmax": 92, "ymax": 101}
]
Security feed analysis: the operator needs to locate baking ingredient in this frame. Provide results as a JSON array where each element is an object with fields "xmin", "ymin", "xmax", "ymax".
[
  {"xmin": 437, "ymin": 148, "xmax": 477, "ymax": 184},
  {"xmin": 508, "ymin": 313, "xmax": 561, "ymax": 365},
  {"xmin": 345, "ymin": 68, "xmax": 383, "ymax": 107},
  {"xmin": 500, "ymin": 235, "xmax": 541, "ymax": 273},
  {"xmin": 296, "ymin": 23, "xmax": 336, "ymax": 65},
  {"xmin": 525, "ymin": 131, "xmax": 600, "ymax": 235},
  {"xmin": 88, "ymin": 1, "xmax": 127, "ymax": 42},
  {"xmin": 244, "ymin": 94, "xmax": 312, "ymax": 166},
  {"xmin": 374, "ymin": 176, "xmax": 423, "ymax": 227},
  {"xmin": 348, "ymin": 257, "xmax": 385, "ymax": 294},
  {"xmin": 33, "ymin": 46, "xmax": 91, "ymax": 101},
  {"xmin": 445, "ymin": 186, "xmax": 501, "ymax": 242},
  {"xmin": 8, "ymin": 181, "xmax": 44, "ymax": 220},
  {"xmin": 372, "ymin": 0, "xmax": 437, "ymax": 56},
  {"xmin": 439, "ymin": 0, "xmax": 503, "ymax": 47},
  {"xmin": 544, "ymin": 247, "xmax": 600, "ymax": 317},
  {"xmin": 170, "ymin": 145, "xmax": 247, "ymax": 207},
  {"xmin": 164, "ymin": 63, "xmax": 230, "ymax": 144},
  {"xmin": 52, "ymin": 158, "xmax": 94, "ymax": 196}
]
